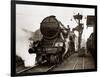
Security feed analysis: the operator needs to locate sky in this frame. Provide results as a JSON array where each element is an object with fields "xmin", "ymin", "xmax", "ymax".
[
  {"xmin": 16, "ymin": 4, "xmax": 95, "ymax": 67},
  {"xmin": 16, "ymin": 4, "xmax": 95, "ymax": 31}
]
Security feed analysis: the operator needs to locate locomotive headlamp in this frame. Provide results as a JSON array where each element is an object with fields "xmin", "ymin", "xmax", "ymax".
[{"xmin": 55, "ymin": 42, "xmax": 63, "ymax": 47}]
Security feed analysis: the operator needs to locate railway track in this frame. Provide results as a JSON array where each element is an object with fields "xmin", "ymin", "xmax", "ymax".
[
  {"xmin": 16, "ymin": 49, "xmax": 71, "ymax": 75},
  {"xmin": 72, "ymin": 56, "xmax": 85, "ymax": 70},
  {"xmin": 16, "ymin": 51, "xmax": 70, "ymax": 75},
  {"xmin": 72, "ymin": 58, "xmax": 79, "ymax": 69},
  {"xmin": 82, "ymin": 56, "xmax": 85, "ymax": 69},
  {"xmin": 16, "ymin": 52, "xmax": 79, "ymax": 75},
  {"xmin": 16, "ymin": 53, "xmax": 91, "ymax": 75},
  {"xmin": 16, "ymin": 62, "xmax": 24, "ymax": 67},
  {"xmin": 16, "ymin": 61, "xmax": 58, "ymax": 75}
]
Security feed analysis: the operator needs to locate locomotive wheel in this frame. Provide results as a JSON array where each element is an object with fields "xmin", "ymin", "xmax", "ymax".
[
  {"xmin": 57, "ymin": 53, "xmax": 63, "ymax": 64},
  {"xmin": 50, "ymin": 54, "xmax": 62, "ymax": 64},
  {"xmin": 46, "ymin": 55, "xmax": 50, "ymax": 63},
  {"xmin": 56, "ymin": 55, "xmax": 60, "ymax": 64},
  {"xmin": 36, "ymin": 55, "xmax": 43, "ymax": 64},
  {"xmin": 50, "ymin": 55, "xmax": 57, "ymax": 64}
]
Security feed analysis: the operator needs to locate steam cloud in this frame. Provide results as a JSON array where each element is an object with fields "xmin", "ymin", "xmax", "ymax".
[{"xmin": 16, "ymin": 27, "xmax": 36, "ymax": 67}]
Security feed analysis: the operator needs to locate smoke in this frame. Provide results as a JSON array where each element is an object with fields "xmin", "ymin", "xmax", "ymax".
[{"xmin": 16, "ymin": 27, "xmax": 36, "ymax": 67}]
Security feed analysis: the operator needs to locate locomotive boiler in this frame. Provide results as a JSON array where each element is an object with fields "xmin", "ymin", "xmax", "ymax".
[{"xmin": 28, "ymin": 15, "xmax": 74, "ymax": 64}]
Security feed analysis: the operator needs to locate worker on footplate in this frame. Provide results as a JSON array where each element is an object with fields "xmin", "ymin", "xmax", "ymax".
[{"xmin": 63, "ymin": 25, "xmax": 75, "ymax": 57}]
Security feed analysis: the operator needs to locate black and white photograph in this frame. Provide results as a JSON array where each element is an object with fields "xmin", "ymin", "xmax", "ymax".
[{"xmin": 11, "ymin": 0, "xmax": 97, "ymax": 76}]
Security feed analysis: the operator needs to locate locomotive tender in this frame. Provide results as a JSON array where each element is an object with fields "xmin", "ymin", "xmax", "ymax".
[{"xmin": 28, "ymin": 15, "xmax": 75, "ymax": 64}]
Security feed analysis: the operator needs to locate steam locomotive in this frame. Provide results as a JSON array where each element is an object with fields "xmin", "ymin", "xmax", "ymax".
[{"xmin": 28, "ymin": 15, "xmax": 75, "ymax": 64}]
